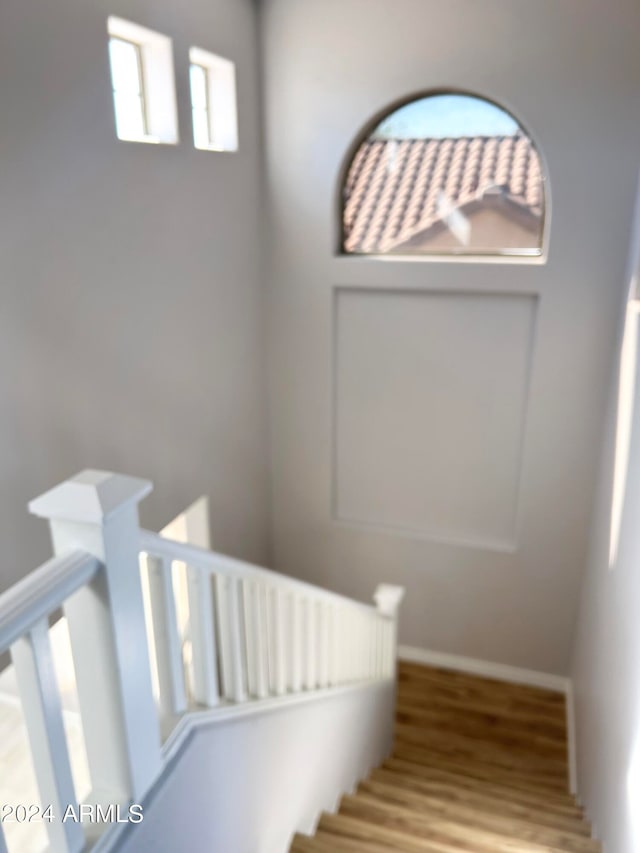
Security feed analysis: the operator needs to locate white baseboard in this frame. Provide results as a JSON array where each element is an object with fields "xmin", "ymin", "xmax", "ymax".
[
  {"xmin": 398, "ymin": 644, "xmax": 577, "ymax": 796},
  {"xmin": 398, "ymin": 644, "xmax": 569, "ymax": 692},
  {"xmin": 565, "ymin": 680, "xmax": 578, "ymax": 797}
]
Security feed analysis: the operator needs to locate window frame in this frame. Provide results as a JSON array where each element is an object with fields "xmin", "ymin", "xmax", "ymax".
[
  {"xmin": 189, "ymin": 61, "xmax": 214, "ymax": 149},
  {"xmin": 188, "ymin": 46, "xmax": 238, "ymax": 153},
  {"xmin": 108, "ymin": 35, "xmax": 150, "ymax": 141},
  {"xmin": 107, "ymin": 16, "xmax": 179, "ymax": 146},
  {"xmin": 337, "ymin": 91, "xmax": 548, "ymax": 261}
]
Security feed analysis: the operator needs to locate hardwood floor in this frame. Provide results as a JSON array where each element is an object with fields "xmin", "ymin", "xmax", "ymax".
[{"xmin": 290, "ymin": 661, "xmax": 599, "ymax": 852}]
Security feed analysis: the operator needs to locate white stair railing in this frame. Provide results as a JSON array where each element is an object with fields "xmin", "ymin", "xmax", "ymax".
[
  {"xmin": 0, "ymin": 470, "xmax": 404, "ymax": 853},
  {"xmin": 139, "ymin": 530, "xmax": 402, "ymax": 722}
]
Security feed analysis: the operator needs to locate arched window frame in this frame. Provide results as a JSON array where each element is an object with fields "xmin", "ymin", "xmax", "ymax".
[{"xmin": 337, "ymin": 90, "xmax": 549, "ymax": 260}]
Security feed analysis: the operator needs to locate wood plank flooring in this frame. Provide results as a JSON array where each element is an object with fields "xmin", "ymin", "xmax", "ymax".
[{"xmin": 290, "ymin": 661, "xmax": 599, "ymax": 852}]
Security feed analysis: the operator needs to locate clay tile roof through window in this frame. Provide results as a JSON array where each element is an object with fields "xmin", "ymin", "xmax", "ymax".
[{"xmin": 342, "ymin": 134, "xmax": 544, "ymax": 253}]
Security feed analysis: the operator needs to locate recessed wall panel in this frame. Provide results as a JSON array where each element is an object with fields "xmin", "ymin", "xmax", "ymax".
[{"xmin": 334, "ymin": 289, "xmax": 537, "ymax": 548}]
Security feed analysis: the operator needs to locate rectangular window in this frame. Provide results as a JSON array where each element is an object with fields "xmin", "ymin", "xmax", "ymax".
[
  {"xmin": 109, "ymin": 36, "xmax": 148, "ymax": 141},
  {"xmin": 189, "ymin": 47, "xmax": 238, "ymax": 152},
  {"xmin": 107, "ymin": 17, "xmax": 178, "ymax": 145},
  {"xmin": 190, "ymin": 62, "xmax": 211, "ymax": 149}
]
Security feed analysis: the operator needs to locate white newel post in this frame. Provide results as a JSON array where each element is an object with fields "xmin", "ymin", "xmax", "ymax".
[
  {"xmin": 29, "ymin": 470, "xmax": 162, "ymax": 806},
  {"xmin": 373, "ymin": 584, "xmax": 405, "ymax": 678}
]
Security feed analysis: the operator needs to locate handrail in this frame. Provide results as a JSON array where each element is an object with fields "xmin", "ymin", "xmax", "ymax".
[
  {"xmin": 0, "ymin": 550, "xmax": 100, "ymax": 651},
  {"xmin": 140, "ymin": 529, "xmax": 383, "ymax": 617}
]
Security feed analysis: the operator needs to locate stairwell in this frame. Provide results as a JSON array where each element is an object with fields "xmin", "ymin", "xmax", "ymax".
[{"xmin": 291, "ymin": 660, "xmax": 599, "ymax": 852}]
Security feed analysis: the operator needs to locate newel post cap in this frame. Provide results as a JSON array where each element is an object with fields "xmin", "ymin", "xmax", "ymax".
[
  {"xmin": 29, "ymin": 470, "xmax": 153, "ymax": 524},
  {"xmin": 374, "ymin": 584, "xmax": 406, "ymax": 618}
]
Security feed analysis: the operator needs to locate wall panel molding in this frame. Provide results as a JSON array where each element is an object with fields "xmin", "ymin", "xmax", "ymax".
[{"xmin": 332, "ymin": 287, "xmax": 538, "ymax": 550}]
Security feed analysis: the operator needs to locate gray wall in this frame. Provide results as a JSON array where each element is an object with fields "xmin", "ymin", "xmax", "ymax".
[
  {"xmin": 570, "ymin": 190, "xmax": 640, "ymax": 852},
  {"xmin": 0, "ymin": 0, "xmax": 270, "ymax": 590},
  {"xmin": 259, "ymin": 0, "xmax": 640, "ymax": 674}
]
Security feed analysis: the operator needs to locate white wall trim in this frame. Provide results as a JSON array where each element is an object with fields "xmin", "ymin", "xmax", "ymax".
[
  {"xmin": 565, "ymin": 679, "xmax": 578, "ymax": 798},
  {"xmin": 398, "ymin": 644, "xmax": 569, "ymax": 691},
  {"xmin": 399, "ymin": 645, "xmax": 578, "ymax": 795}
]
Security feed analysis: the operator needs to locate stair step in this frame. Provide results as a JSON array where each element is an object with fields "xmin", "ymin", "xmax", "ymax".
[
  {"xmin": 397, "ymin": 691, "xmax": 567, "ymax": 744},
  {"xmin": 397, "ymin": 666, "xmax": 567, "ymax": 726},
  {"xmin": 318, "ymin": 811, "xmax": 463, "ymax": 852},
  {"xmin": 395, "ymin": 701, "xmax": 568, "ymax": 746},
  {"xmin": 357, "ymin": 778, "xmax": 598, "ymax": 852},
  {"xmin": 370, "ymin": 767, "xmax": 588, "ymax": 834},
  {"xmin": 290, "ymin": 830, "xmax": 394, "ymax": 852},
  {"xmin": 290, "ymin": 663, "xmax": 599, "ymax": 853},
  {"xmin": 395, "ymin": 721, "xmax": 569, "ymax": 779},
  {"xmin": 382, "ymin": 757, "xmax": 582, "ymax": 817},
  {"xmin": 397, "ymin": 662, "xmax": 567, "ymax": 710},
  {"xmin": 393, "ymin": 740, "xmax": 569, "ymax": 796},
  {"xmin": 339, "ymin": 792, "xmax": 574, "ymax": 852}
]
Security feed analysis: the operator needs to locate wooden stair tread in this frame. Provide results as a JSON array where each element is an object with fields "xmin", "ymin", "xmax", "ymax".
[
  {"xmin": 397, "ymin": 662, "xmax": 566, "ymax": 706},
  {"xmin": 382, "ymin": 757, "xmax": 581, "ymax": 813},
  {"xmin": 395, "ymin": 702, "xmax": 568, "ymax": 745},
  {"xmin": 319, "ymin": 811, "xmax": 465, "ymax": 852},
  {"xmin": 339, "ymin": 793, "xmax": 574, "ymax": 853},
  {"xmin": 395, "ymin": 720, "xmax": 569, "ymax": 772},
  {"xmin": 392, "ymin": 740, "xmax": 569, "ymax": 795},
  {"xmin": 357, "ymin": 779, "xmax": 598, "ymax": 852},
  {"xmin": 370, "ymin": 767, "xmax": 588, "ymax": 833},
  {"xmin": 288, "ymin": 662, "xmax": 599, "ymax": 853},
  {"xmin": 396, "ymin": 693, "xmax": 567, "ymax": 740},
  {"xmin": 290, "ymin": 829, "xmax": 393, "ymax": 852}
]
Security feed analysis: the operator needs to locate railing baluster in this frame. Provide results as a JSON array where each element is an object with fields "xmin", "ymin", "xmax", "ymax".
[
  {"xmin": 251, "ymin": 582, "xmax": 268, "ymax": 699},
  {"xmin": 351, "ymin": 611, "xmax": 358, "ymax": 680},
  {"xmin": 186, "ymin": 566, "xmax": 220, "ymax": 707},
  {"xmin": 376, "ymin": 619, "xmax": 383, "ymax": 678},
  {"xmin": 272, "ymin": 589, "xmax": 287, "ymax": 695},
  {"xmin": 242, "ymin": 580, "xmax": 256, "ymax": 697},
  {"xmin": 374, "ymin": 584, "xmax": 405, "ymax": 681},
  {"xmin": 352, "ymin": 614, "xmax": 358, "ymax": 680},
  {"xmin": 289, "ymin": 593, "xmax": 302, "ymax": 692},
  {"xmin": 345, "ymin": 608, "xmax": 354, "ymax": 683},
  {"xmin": 314, "ymin": 602, "xmax": 323, "ymax": 687},
  {"xmin": 11, "ymin": 618, "xmax": 84, "ymax": 853},
  {"xmin": 214, "ymin": 575, "xmax": 233, "ymax": 700},
  {"xmin": 337, "ymin": 607, "xmax": 346, "ymax": 685},
  {"xmin": 327, "ymin": 605, "xmax": 336, "ymax": 686},
  {"xmin": 264, "ymin": 586, "xmax": 275, "ymax": 694},
  {"xmin": 335, "ymin": 606, "xmax": 343, "ymax": 684},
  {"xmin": 303, "ymin": 598, "xmax": 317, "ymax": 690},
  {"xmin": 146, "ymin": 556, "xmax": 187, "ymax": 720},
  {"xmin": 226, "ymin": 577, "xmax": 247, "ymax": 702},
  {"xmin": 363, "ymin": 614, "xmax": 369, "ymax": 679},
  {"xmin": 386, "ymin": 620, "xmax": 394, "ymax": 677},
  {"xmin": 215, "ymin": 575, "xmax": 248, "ymax": 702},
  {"xmin": 370, "ymin": 614, "xmax": 377, "ymax": 679},
  {"xmin": 317, "ymin": 601, "xmax": 329, "ymax": 688}
]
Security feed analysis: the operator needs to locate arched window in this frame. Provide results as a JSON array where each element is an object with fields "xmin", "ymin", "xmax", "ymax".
[{"xmin": 341, "ymin": 93, "xmax": 546, "ymax": 256}]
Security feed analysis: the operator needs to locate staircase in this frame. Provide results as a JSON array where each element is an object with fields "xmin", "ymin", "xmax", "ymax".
[
  {"xmin": 0, "ymin": 470, "xmax": 404, "ymax": 853},
  {"xmin": 291, "ymin": 660, "xmax": 599, "ymax": 852}
]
